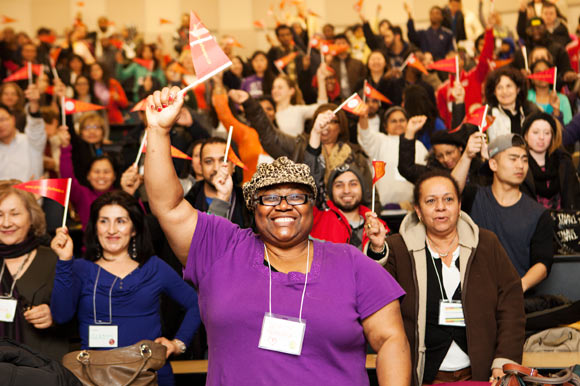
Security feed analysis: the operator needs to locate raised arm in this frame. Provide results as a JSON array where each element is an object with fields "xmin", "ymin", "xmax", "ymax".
[
  {"xmin": 451, "ymin": 131, "xmax": 485, "ymax": 192},
  {"xmin": 398, "ymin": 116, "xmax": 428, "ymax": 183},
  {"xmin": 144, "ymin": 86, "xmax": 197, "ymax": 265}
]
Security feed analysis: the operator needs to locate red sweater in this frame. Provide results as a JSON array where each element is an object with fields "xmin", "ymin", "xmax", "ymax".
[
  {"xmin": 436, "ymin": 28, "xmax": 494, "ymax": 129},
  {"xmin": 311, "ymin": 200, "xmax": 389, "ymax": 250}
]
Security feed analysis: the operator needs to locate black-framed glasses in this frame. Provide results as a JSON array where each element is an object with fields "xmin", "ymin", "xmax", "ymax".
[{"xmin": 256, "ymin": 193, "xmax": 311, "ymax": 206}]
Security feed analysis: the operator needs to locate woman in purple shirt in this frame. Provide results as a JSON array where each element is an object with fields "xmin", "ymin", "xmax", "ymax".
[{"xmin": 142, "ymin": 86, "xmax": 411, "ymax": 386}]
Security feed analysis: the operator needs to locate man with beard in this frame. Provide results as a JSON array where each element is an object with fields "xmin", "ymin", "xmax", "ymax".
[
  {"xmin": 184, "ymin": 137, "xmax": 250, "ymax": 228},
  {"xmin": 310, "ymin": 163, "xmax": 390, "ymax": 260},
  {"xmin": 454, "ymin": 134, "xmax": 554, "ymax": 292}
]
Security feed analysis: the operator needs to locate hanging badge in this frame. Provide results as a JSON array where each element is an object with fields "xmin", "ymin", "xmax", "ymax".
[
  {"xmin": 0, "ymin": 298, "xmax": 17, "ymax": 322},
  {"xmin": 258, "ymin": 313, "xmax": 306, "ymax": 356},
  {"xmin": 89, "ymin": 325, "xmax": 118, "ymax": 348},
  {"xmin": 439, "ymin": 300, "xmax": 466, "ymax": 327}
]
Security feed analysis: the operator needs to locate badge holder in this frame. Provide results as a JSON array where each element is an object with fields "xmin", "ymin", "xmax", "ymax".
[
  {"xmin": 259, "ymin": 244, "xmax": 310, "ymax": 356},
  {"xmin": 429, "ymin": 249, "xmax": 466, "ymax": 327},
  {"xmin": 89, "ymin": 267, "xmax": 119, "ymax": 348},
  {"xmin": 0, "ymin": 255, "xmax": 33, "ymax": 323}
]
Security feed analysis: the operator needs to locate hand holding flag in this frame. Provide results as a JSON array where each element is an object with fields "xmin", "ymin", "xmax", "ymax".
[
  {"xmin": 13, "ymin": 178, "xmax": 72, "ymax": 227},
  {"xmin": 334, "ymin": 93, "xmax": 367, "ymax": 116},
  {"xmin": 371, "ymin": 160, "xmax": 385, "ymax": 213},
  {"xmin": 401, "ymin": 53, "xmax": 428, "ymax": 75}
]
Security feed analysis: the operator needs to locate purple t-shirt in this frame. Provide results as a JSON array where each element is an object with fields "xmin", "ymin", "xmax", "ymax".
[{"xmin": 184, "ymin": 212, "xmax": 405, "ymax": 385}]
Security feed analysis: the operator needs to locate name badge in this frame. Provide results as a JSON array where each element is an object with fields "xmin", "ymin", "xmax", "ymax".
[
  {"xmin": 258, "ymin": 313, "xmax": 306, "ymax": 356},
  {"xmin": 439, "ymin": 300, "xmax": 466, "ymax": 327},
  {"xmin": 0, "ymin": 298, "xmax": 17, "ymax": 322},
  {"xmin": 89, "ymin": 325, "xmax": 118, "ymax": 348}
]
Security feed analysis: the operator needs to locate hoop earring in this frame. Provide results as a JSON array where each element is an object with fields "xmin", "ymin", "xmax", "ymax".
[{"xmin": 131, "ymin": 237, "xmax": 137, "ymax": 260}]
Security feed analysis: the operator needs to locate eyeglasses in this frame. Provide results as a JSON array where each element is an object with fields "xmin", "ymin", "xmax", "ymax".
[{"xmin": 256, "ymin": 193, "xmax": 311, "ymax": 206}]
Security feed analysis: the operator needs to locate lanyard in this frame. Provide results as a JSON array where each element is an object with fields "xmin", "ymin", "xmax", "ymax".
[
  {"xmin": 427, "ymin": 241, "xmax": 459, "ymax": 302},
  {"xmin": 0, "ymin": 252, "xmax": 32, "ymax": 299},
  {"xmin": 264, "ymin": 241, "xmax": 310, "ymax": 323},
  {"xmin": 93, "ymin": 266, "xmax": 118, "ymax": 325}
]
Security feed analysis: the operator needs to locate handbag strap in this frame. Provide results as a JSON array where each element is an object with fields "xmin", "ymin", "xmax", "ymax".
[
  {"xmin": 503, "ymin": 364, "xmax": 540, "ymax": 377},
  {"xmin": 77, "ymin": 343, "xmax": 154, "ymax": 386}
]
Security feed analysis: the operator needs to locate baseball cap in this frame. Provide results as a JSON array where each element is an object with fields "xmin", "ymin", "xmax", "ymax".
[{"xmin": 488, "ymin": 134, "xmax": 527, "ymax": 158}]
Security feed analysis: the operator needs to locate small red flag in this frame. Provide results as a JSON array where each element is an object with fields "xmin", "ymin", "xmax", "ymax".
[
  {"xmin": 321, "ymin": 43, "xmax": 349, "ymax": 56},
  {"xmin": 188, "ymin": 11, "xmax": 233, "ymax": 83},
  {"xmin": 527, "ymin": 67, "xmax": 556, "ymax": 84},
  {"xmin": 279, "ymin": 0, "xmax": 286, "ymax": 9},
  {"xmin": 566, "ymin": 40, "xmax": 579, "ymax": 72},
  {"xmin": 341, "ymin": 94, "xmax": 367, "ymax": 116},
  {"xmin": 372, "ymin": 161, "xmax": 386, "ymax": 184},
  {"xmin": 450, "ymin": 105, "xmax": 495, "ymax": 133},
  {"xmin": 109, "ymin": 38, "xmax": 123, "ymax": 49},
  {"xmin": 13, "ymin": 179, "xmax": 69, "ymax": 206},
  {"xmin": 133, "ymin": 58, "xmax": 154, "ymax": 71},
  {"xmin": 405, "ymin": 53, "xmax": 428, "ymax": 75},
  {"xmin": 274, "ymin": 51, "xmax": 298, "ymax": 70},
  {"xmin": 39, "ymin": 34, "xmax": 56, "ymax": 44},
  {"xmin": 63, "ymin": 98, "xmax": 105, "ymax": 114},
  {"xmin": 3, "ymin": 64, "xmax": 42, "ymax": 82},
  {"xmin": 253, "ymin": 20, "xmax": 266, "ymax": 29},
  {"xmin": 364, "ymin": 82, "xmax": 392, "ymax": 104},
  {"xmin": 1, "ymin": 15, "xmax": 17, "ymax": 24},
  {"xmin": 354, "ymin": 0, "xmax": 364, "ymax": 12},
  {"xmin": 142, "ymin": 144, "xmax": 192, "ymax": 160},
  {"xmin": 427, "ymin": 57, "xmax": 457, "ymax": 73},
  {"xmin": 76, "ymin": 1, "xmax": 85, "ymax": 7},
  {"xmin": 159, "ymin": 18, "xmax": 173, "ymax": 25}
]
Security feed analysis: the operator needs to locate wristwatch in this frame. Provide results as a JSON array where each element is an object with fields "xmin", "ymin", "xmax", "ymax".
[{"xmin": 172, "ymin": 339, "xmax": 187, "ymax": 354}]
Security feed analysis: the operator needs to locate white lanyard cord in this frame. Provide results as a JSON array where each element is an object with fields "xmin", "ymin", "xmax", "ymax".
[
  {"xmin": 93, "ymin": 266, "xmax": 118, "ymax": 325},
  {"xmin": 0, "ymin": 252, "xmax": 33, "ymax": 299},
  {"xmin": 428, "ymin": 249, "xmax": 448, "ymax": 301},
  {"xmin": 264, "ymin": 240, "xmax": 310, "ymax": 323}
]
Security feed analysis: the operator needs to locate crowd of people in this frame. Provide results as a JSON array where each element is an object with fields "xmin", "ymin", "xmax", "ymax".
[{"xmin": 1, "ymin": 0, "xmax": 580, "ymax": 384}]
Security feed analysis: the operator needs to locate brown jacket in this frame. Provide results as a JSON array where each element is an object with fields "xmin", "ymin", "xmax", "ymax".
[{"xmin": 383, "ymin": 212, "xmax": 525, "ymax": 385}]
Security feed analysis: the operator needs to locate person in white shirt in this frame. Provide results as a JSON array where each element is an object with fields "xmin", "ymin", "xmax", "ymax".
[
  {"xmin": 358, "ymin": 105, "xmax": 429, "ymax": 209},
  {"xmin": 0, "ymin": 84, "xmax": 46, "ymax": 182}
]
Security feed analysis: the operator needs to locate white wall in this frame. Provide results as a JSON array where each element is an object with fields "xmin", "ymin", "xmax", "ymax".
[{"xmin": 1, "ymin": 0, "xmax": 577, "ymax": 58}]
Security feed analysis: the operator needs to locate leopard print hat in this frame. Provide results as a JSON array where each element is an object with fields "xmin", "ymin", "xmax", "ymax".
[{"xmin": 242, "ymin": 156, "xmax": 317, "ymax": 210}]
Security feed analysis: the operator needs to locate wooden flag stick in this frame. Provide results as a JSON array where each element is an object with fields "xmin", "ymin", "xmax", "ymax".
[
  {"xmin": 178, "ymin": 61, "xmax": 232, "ymax": 97},
  {"xmin": 479, "ymin": 104, "xmax": 489, "ymax": 133},
  {"xmin": 371, "ymin": 184, "xmax": 376, "ymax": 214},
  {"xmin": 61, "ymin": 178, "xmax": 72, "ymax": 228},
  {"xmin": 553, "ymin": 66, "xmax": 557, "ymax": 93},
  {"xmin": 522, "ymin": 46, "xmax": 529, "ymax": 72},
  {"xmin": 60, "ymin": 96, "xmax": 66, "ymax": 126},
  {"xmin": 333, "ymin": 93, "xmax": 357, "ymax": 114},
  {"xmin": 134, "ymin": 132, "xmax": 147, "ymax": 167},
  {"xmin": 27, "ymin": 62, "xmax": 32, "ymax": 87},
  {"xmin": 224, "ymin": 126, "xmax": 233, "ymax": 163},
  {"xmin": 455, "ymin": 55, "xmax": 460, "ymax": 81},
  {"xmin": 363, "ymin": 80, "xmax": 367, "ymax": 103}
]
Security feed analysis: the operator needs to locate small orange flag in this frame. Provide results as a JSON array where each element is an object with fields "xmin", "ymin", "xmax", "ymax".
[
  {"xmin": 353, "ymin": 0, "xmax": 364, "ymax": 11},
  {"xmin": 223, "ymin": 36, "xmax": 243, "ymax": 48},
  {"xmin": 321, "ymin": 43, "xmax": 349, "ymax": 56},
  {"xmin": 489, "ymin": 58, "xmax": 513, "ymax": 69},
  {"xmin": 76, "ymin": 1, "xmax": 85, "ymax": 6},
  {"xmin": 142, "ymin": 144, "xmax": 192, "ymax": 160},
  {"xmin": 63, "ymin": 98, "xmax": 105, "ymax": 114},
  {"xmin": 50, "ymin": 47, "xmax": 62, "ymax": 64},
  {"xmin": 3, "ymin": 64, "xmax": 42, "ymax": 82},
  {"xmin": 372, "ymin": 161, "xmax": 386, "ymax": 184},
  {"xmin": 159, "ymin": 18, "xmax": 173, "ymax": 25},
  {"xmin": 307, "ymin": 9, "xmax": 321, "ymax": 18},
  {"xmin": 1, "ymin": 15, "xmax": 17, "ymax": 24},
  {"xmin": 274, "ymin": 51, "xmax": 298, "ymax": 70},
  {"xmin": 405, "ymin": 53, "xmax": 428, "ymax": 75},
  {"xmin": 227, "ymin": 149, "xmax": 248, "ymax": 170},
  {"xmin": 253, "ymin": 20, "xmax": 266, "ymax": 29},
  {"xmin": 13, "ymin": 179, "xmax": 69, "ymax": 206},
  {"xmin": 279, "ymin": 0, "xmax": 286, "ymax": 9},
  {"xmin": 364, "ymin": 81, "xmax": 392, "ymax": 104}
]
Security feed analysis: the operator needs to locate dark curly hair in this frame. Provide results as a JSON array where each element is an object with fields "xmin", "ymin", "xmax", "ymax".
[
  {"xmin": 484, "ymin": 67, "xmax": 528, "ymax": 109},
  {"xmin": 84, "ymin": 190, "xmax": 154, "ymax": 265},
  {"xmin": 311, "ymin": 104, "xmax": 349, "ymax": 143},
  {"xmin": 413, "ymin": 169, "xmax": 461, "ymax": 206}
]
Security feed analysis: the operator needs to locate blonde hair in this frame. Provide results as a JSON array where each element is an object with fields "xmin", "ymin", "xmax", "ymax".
[
  {"xmin": 274, "ymin": 75, "xmax": 304, "ymax": 105},
  {"xmin": 0, "ymin": 82, "xmax": 25, "ymax": 112},
  {"xmin": 550, "ymin": 119, "xmax": 563, "ymax": 156},
  {"xmin": 0, "ymin": 180, "xmax": 46, "ymax": 237},
  {"xmin": 79, "ymin": 112, "xmax": 109, "ymax": 141}
]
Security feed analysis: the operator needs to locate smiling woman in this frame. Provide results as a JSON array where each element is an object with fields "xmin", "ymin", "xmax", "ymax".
[{"xmin": 144, "ymin": 86, "xmax": 411, "ymax": 386}]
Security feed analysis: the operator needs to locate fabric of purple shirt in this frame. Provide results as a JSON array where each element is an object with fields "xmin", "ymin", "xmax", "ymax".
[{"xmin": 184, "ymin": 212, "xmax": 405, "ymax": 385}]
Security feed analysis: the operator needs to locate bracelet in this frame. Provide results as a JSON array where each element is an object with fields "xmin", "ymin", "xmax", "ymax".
[
  {"xmin": 172, "ymin": 339, "xmax": 187, "ymax": 354},
  {"xmin": 370, "ymin": 242, "xmax": 386, "ymax": 254}
]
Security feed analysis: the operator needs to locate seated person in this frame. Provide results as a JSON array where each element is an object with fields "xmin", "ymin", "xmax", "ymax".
[
  {"xmin": 453, "ymin": 133, "xmax": 554, "ymax": 292},
  {"xmin": 0, "ymin": 84, "xmax": 45, "ymax": 182},
  {"xmin": 309, "ymin": 162, "xmax": 389, "ymax": 260}
]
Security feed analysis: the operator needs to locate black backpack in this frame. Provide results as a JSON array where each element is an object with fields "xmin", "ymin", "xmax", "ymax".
[{"xmin": 0, "ymin": 338, "xmax": 81, "ymax": 386}]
